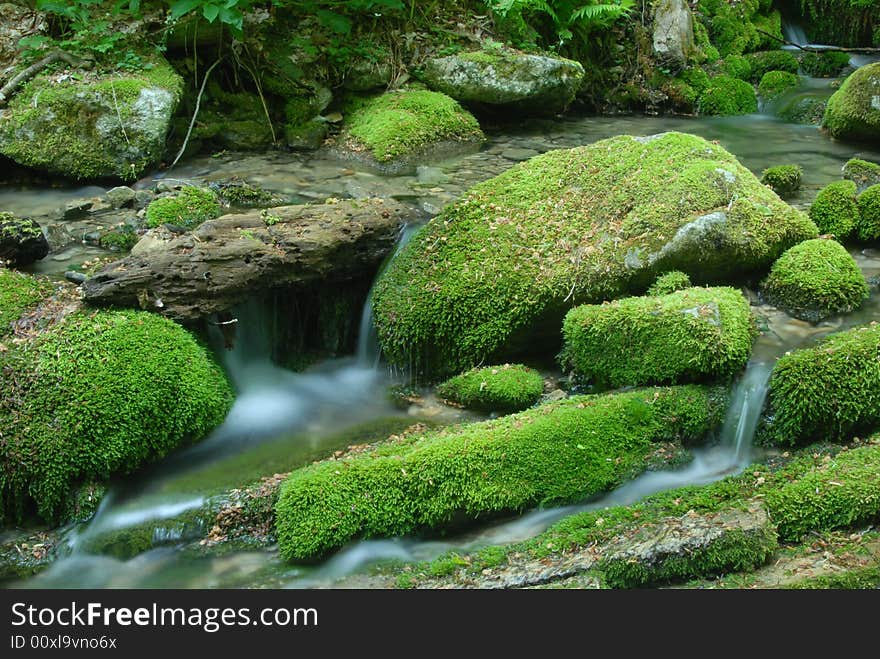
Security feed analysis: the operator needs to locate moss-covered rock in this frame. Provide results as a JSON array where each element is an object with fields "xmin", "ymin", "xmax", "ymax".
[
  {"xmin": 799, "ymin": 51, "xmax": 851, "ymax": 78},
  {"xmin": 760, "ymin": 164, "xmax": 802, "ymax": 198},
  {"xmin": 337, "ymin": 88, "xmax": 484, "ymax": 174},
  {"xmin": 647, "ymin": 271, "xmax": 692, "ymax": 296},
  {"xmin": 436, "ymin": 364, "xmax": 544, "ymax": 414},
  {"xmin": 765, "ymin": 444, "xmax": 880, "ymax": 542},
  {"xmin": 560, "ymin": 287, "xmax": 755, "ymax": 389},
  {"xmin": 745, "ymin": 50, "xmax": 800, "ymax": 81},
  {"xmin": 697, "ymin": 75, "xmax": 758, "ymax": 115},
  {"xmin": 720, "ymin": 55, "xmax": 752, "ymax": 80},
  {"xmin": 857, "ymin": 184, "xmax": 880, "ymax": 241},
  {"xmin": 760, "ymin": 238, "xmax": 868, "ymax": 322},
  {"xmin": 0, "ymin": 268, "xmax": 50, "ymax": 337},
  {"xmin": 144, "ymin": 186, "xmax": 221, "ymax": 230},
  {"xmin": 0, "ymin": 309, "xmax": 233, "ymax": 522},
  {"xmin": 275, "ymin": 385, "xmax": 725, "ymax": 561},
  {"xmin": 764, "ymin": 323, "xmax": 880, "ymax": 445},
  {"xmin": 372, "ymin": 132, "xmax": 816, "ymax": 378},
  {"xmin": 285, "ymin": 118, "xmax": 328, "ymax": 151},
  {"xmin": 758, "ymin": 70, "xmax": 799, "ymax": 100},
  {"xmin": 696, "ymin": 0, "xmax": 761, "ymax": 57},
  {"xmin": 808, "ymin": 179, "xmax": 859, "ymax": 240},
  {"xmin": 822, "ymin": 62, "xmax": 880, "ymax": 144},
  {"xmin": 0, "ymin": 59, "xmax": 183, "ymax": 181},
  {"xmin": 843, "ymin": 158, "xmax": 880, "ymax": 191},
  {"xmin": 0, "ymin": 212, "xmax": 49, "ymax": 266},
  {"xmin": 422, "ymin": 49, "xmax": 585, "ymax": 115},
  {"xmin": 777, "ymin": 94, "xmax": 827, "ymax": 125}
]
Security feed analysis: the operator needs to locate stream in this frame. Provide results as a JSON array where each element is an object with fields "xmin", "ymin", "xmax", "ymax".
[{"xmin": 4, "ymin": 97, "xmax": 880, "ymax": 588}]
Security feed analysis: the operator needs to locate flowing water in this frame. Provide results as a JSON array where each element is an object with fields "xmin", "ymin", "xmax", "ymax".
[{"xmin": 5, "ymin": 100, "xmax": 880, "ymax": 588}]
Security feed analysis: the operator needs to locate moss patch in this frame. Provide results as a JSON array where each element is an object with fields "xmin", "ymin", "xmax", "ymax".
[
  {"xmin": 799, "ymin": 51, "xmax": 851, "ymax": 78},
  {"xmin": 758, "ymin": 70, "xmax": 799, "ymax": 101},
  {"xmin": 341, "ymin": 89, "xmax": 484, "ymax": 165},
  {"xmin": 745, "ymin": 50, "xmax": 800, "ymax": 81},
  {"xmin": 760, "ymin": 238, "xmax": 868, "ymax": 322},
  {"xmin": 0, "ymin": 268, "xmax": 51, "ymax": 337},
  {"xmin": 843, "ymin": 158, "xmax": 880, "ymax": 191},
  {"xmin": 435, "ymin": 364, "xmax": 544, "ymax": 414},
  {"xmin": 647, "ymin": 271, "xmax": 692, "ymax": 296},
  {"xmin": 764, "ymin": 323, "xmax": 880, "ymax": 445},
  {"xmin": 760, "ymin": 164, "xmax": 802, "ymax": 198},
  {"xmin": 275, "ymin": 385, "xmax": 725, "ymax": 561},
  {"xmin": 809, "ymin": 179, "xmax": 859, "ymax": 240},
  {"xmin": 856, "ymin": 184, "xmax": 880, "ymax": 241},
  {"xmin": 561, "ymin": 287, "xmax": 755, "ymax": 389},
  {"xmin": 145, "ymin": 186, "xmax": 221, "ymax": 230},
  {"xmin": 0, "ymin": 309, "xmax": 233, "ymax": 522},
  {"xmin": 372, "ymin": 132, "xmax": 816, "ymax": 378},
  {"xmin": 698, "ymin": 75, "xmax": 758, "ymax": 115}
]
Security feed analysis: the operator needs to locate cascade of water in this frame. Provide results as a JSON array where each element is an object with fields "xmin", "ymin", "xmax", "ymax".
[
  {"xmin": 782, "ymin": 19, "xmax": 809, "ymax": 47},
  {"xmin": 356, "ymin": 223, "xmax": 421, "ymax": 368}
]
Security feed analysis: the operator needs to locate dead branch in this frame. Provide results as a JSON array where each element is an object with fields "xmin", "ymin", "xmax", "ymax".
[
  {"xmin": 756, "ymin": 29, "xmax": 880, "ymax": 54},
  {"xmin": 0, "ymin": 50, "xmax": 89, "ymax": 107}
]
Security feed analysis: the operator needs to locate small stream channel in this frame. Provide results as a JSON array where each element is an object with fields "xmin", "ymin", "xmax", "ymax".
[{"xmin": 4, "ymin": 94, "xmax": 880, "ymax": 588}]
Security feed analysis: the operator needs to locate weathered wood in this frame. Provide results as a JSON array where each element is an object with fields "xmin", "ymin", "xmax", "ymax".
[
  {"xmin": 82, "ymin": 198, "xmax": 417, "ymax": 320},
  {"xmin": 0, "ymin": 50, "xmax": 88, "ymax": 107}
]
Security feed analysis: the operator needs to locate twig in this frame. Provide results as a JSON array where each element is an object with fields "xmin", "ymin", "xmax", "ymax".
[
  {"xmin": 756, "ymin": 28, "xmax": 880, "ymax": 54},
  {"xmin": 110, "ymin": 81, "xmax": 131, "ymax": 147},
  {"xmin": 168, "ymin": 56, "xmax": 223, "ymax": 170},
  {"xmin": 0, "ymin": 49, "xmax": 88, "ymax": 107}
]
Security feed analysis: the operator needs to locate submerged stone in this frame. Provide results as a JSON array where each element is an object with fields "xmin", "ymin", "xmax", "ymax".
[{"xmin": 372, "ymin": 131, "xmax": 817, "ymax": 378}]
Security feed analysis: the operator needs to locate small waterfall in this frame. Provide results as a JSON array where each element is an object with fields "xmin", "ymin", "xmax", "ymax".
[
  {"xmin": 719, "ymin": 360, "xmax": 773, "ymax": 464},
  {"xmin": 356, "ymin": 223, "xmax": 420, "ymax": 368},
  {"xmin": 782, "ymin": 19, "xmax": 809, "ymax": 47}
]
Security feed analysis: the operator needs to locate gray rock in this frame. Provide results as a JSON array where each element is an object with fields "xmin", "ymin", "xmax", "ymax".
[
  {"xmin": 0, "ymin": 59, "xmax": 182, "ymax": 181},
  {"xmin": 423, "ymin": 49, "xmax": 585, "ymax": 115},
  {"xmin": 133, "ymin": 189, "xmax": 155, "ymax": 210},
  {"xmin": 652, "ymin": 0, "xmax": 695, "ymax": 71},
  {"xmin": 63, "ymin": 200, "xmax": 93, "ymax": 220},
  {"xmin": 285, "ymin": 118, "xmax": 328, "ymax": 151},
  {"xmin": 502, "ymin": 147, "xmax": 539, "ymax": 161},
  {"xmin": 65, "ymin": 271, "xmax": 87, "ymax": 284},
  {"xmin": 0, "ymin": 213, "xmax": 49, "ymax": 266},
  {"xmin": 82, "ymin": 198, "xmax": 417, "ymax": 320},
  {"xmin": 343, "ymin": 58, "xmax": 393, "ymax": 92},
  {"xmin": 106, "ymin": 186, "xmax": 137, "ymax": 209}
]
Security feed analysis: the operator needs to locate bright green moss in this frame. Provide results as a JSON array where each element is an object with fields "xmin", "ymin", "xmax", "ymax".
[
  {"xmin": 560, "ymin": 287, "xmax": 755, "ymax": 389},
  {"xmin": 764, "ymin": 324, "xmax": 880, "ymax": 445},
  {"xmin": 342, "ymin": 89, "xmax": 484, "ymax": 164},
  {"xmin": 765, "ymin": 444, "xmax": 880, "ymax": 541},
  {"xmin": 823, "ymin": 62, "xmax": 880, "ymax": 143},
  {"xmin": 435, "ymin": 364, "xmax": 544, "ymax": 414},
  {"xmin": 808, "ymin": 179, "xmax": 859, "ymax": 240},
  {"xmin": 0, "ymin": 59, "xmax": 183, "ymax": 181},
  {"xmin": 843, "ymin": 158, "xmax": 880, "ymax": 191},
  {"xmin": 758, "ymin": 70, "xmax": 799, "ymax": 100},
  {"xmin": 857, "ymin": 184, "xmax": 880, "ymax": 241},
  {"xmin": 760, "ymin": 164, "xmax": 802, "ymax": 198},
  {"xmin": 0, "ymin": 309, "xmax": 234, "ymax": 522},
  {"xmin": 372, "ymin": 132, "xmax": 817, "ymax": 378},
  {"xmin": 275, "ymin": 385, "xmax": 725, "ymax": 561},
  {"xmin": 721, "ymin": 55, "xmax": 752, "ymax": 80},
  {"xmin": 0, "ymin": 268, "xmax": 50, "ymax": 337},
  {"xmin": 786, "ymin": 565, "xmax": 880, "ymax": 589},
  {"xmin": 647, "ymin": 271, "xmax": 692, "ymax": 296},
  {"xmin": 98, "ymin": 225, "xmax": 138, "ymax": 252},
  {"xmin": 678, "ymin": 67, "xmax": 711, "ymax": 94},
  {"xmin": 693, "ymin": 19, "xmax": 721, "ymax": 63},
  {"xmin": 698, "ymin": 76, "xmax": 758, "ymax": 115},
  {"xmin": 745, "ymin": 50, "xmax": 800, "ymax": 81},
  {"xmin": 760, "ymin": 238, "xmax": 868, "ymax": 321},
  {"xmin": 799, "ymin": 51, "xmax": 851, "ymax": 78},
  {"xmin": 753, "ymin": 9, "xmax": 783, "ymax": 49},
  {"xmin": 697, "ymin": 0, "xmax": 761, "ymax": 57},
  {"xmin": 144, "ymin": 186, "xmax": 221, "ymax": 230}
]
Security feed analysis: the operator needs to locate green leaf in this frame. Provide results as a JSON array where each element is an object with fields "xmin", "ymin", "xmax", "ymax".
[{"xmin": 202, "ymin": 3, "xmax": 220, "ymax": 22}]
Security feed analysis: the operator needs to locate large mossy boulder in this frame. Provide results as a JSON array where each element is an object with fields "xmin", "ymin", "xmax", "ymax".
[
  {"xmin": 336, "ymin": 88, "xmax": 484, "ymax": 174},
  {"xmin": 275, "ymin": 385, "xmax": 725, "ymax": 561},
  {"xmin": 808, "ymin": 179, "xmax": 859, "ymax": 240},
  {"xmin": 561, "ymin": 287, "xmax": 755, "ymax": 388},
  {"xmin": 0, "ymin": 58, "xmax": 183, "ymax": 181},
  {"xmin": 422, "ymin": 49, "xmax": 584, "ymax": 116},
  {"xmin": 697, "ymin": 75, "xmax": 758, "ymax": 115},
  {"xmin": 760, "ymin": 238, "xmax": 868, "ymax": 321},
  {"xmin": 857, "ymin": 184, "xmax": 880, "ymax": 240},
  {"xmin": 0, "ymin": 309, "xmax": 233, "ymax": 522},
  {"xmin": 763, "ymin": 323, "xmax": 880, "ymax": 445},
  {"xmin": 372, "ymin": 132, "xmax": 818, "ymax": 378},
  {"xmin": 822, "ymin": 62, "xmax": 880, "ymax": 144}
]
